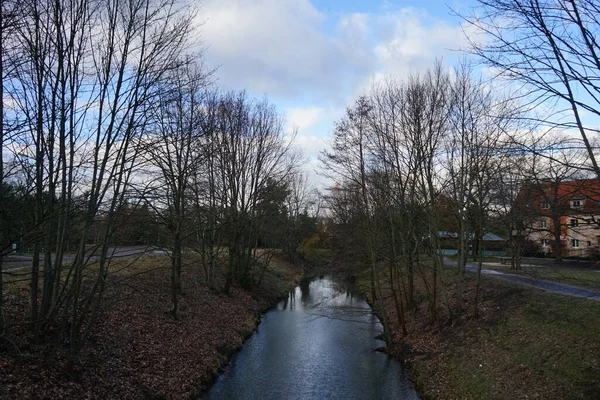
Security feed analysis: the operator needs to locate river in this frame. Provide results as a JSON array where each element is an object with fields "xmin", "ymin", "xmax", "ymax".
[{"xmin": 202, "ymin": 275, "xmax": 419, "ymax": 399}]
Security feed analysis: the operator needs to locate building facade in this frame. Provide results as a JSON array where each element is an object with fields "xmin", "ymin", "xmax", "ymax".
[{"xmin": 516, "ymin": 179, "xmax": 600, "ymax": 258}]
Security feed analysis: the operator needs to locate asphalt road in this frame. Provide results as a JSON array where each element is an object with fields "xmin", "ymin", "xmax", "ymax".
[
  {"xmin": 1, "ymin": 246, "xmax": 162, "ymax": 274},
  {"xmin": 444, "ymin": 257, "xmax": 600, "ymax": 302}
]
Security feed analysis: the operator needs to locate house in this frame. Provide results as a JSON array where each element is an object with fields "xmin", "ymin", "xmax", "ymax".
[
  {"xmin": 437, "ymin": 231, "xmax": 507, "ymax": 256},
  {"xmin": 514, "ymin": 178, "xmax": 600, "ymax": 258}
]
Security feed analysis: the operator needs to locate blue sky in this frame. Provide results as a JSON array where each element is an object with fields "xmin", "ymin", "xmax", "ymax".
[
  {"xmin": 312, "ymin": 0, "xmax": 474, "ymax": 21},
  {"xmin": 197, "ymin": 0, "xmax": 481, "ymax": 186}
]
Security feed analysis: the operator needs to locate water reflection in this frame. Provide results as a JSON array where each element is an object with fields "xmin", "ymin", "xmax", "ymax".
[
  {"xmin": 299, "ymin": 277, "xmax": 311, "ymax": 304},
  {"xmin": 203, "ymin": 276, "xmax": 419, "ymax": 400}
]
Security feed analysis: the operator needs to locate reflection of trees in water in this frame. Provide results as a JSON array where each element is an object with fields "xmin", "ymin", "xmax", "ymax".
[
  {"xmin": 280, "ymin": 296, "xmax": 288, "ymax": 310},
  {"xmin": 305, "ymin": 278, "xmax": 359, "ymax": 303},
  {"xmin": 320, "ymin": 277, "xmax": 352, "ymax": 296},
  {"xmin": 287, "ymin": 277, "xmax": 380, "ymax": 330},
  {"xmin": 307, "ymin": 279, "xmax": 376, "ymax": 326},
  {"xmin": 300, "ymin": 278, "xmax": 311, "ymax": 303},
  {"xmin": 280, "ymin": 288, "xmax": 298, "ymax": 310},
  {"xmin": 304, "ymin": 306, "xmax": 379, "ymax": 328}
]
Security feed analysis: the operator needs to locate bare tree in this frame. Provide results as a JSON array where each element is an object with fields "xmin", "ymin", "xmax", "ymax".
[
  {"xmin": 282, "ymin": 173, "xmax": 317, "ymax": 258},
  {"xmin": 321, "ymin": 96, "xmax": 393, "ymax": 344},
  {"xmin": 399, "ymin": 63, "xmax": 452, "ymax": 324},
  {"xmin": 191, "ymin": 90, "xmax": 224, "ymax": 290},
  {"xmin": 445, "ymin": 61, "xmax": 513, "ymax": 314},
  {"xmin": 3, "ymin": 0, "xmax": 196, "ymax": 352},
  {"xmin": 466, "ymin": 0, "xmax": 600, "ymax": 176},
  {"xmin": 208, "ymin": 91, "xmax": 298, "ymax": 293},
  {"xmin": 142, "ymin": 59, "xmax": 209, "ymax": 318},
  {"xmin": 366, "ymin": 77, "xmax": 414, "ymax": 332},
  {"xmin": 0, "ymin": 0, "xmax": 16, "ymax": 327},
  {"xmin": 492, "ymin": 155, "xmax": 533, "ymax": 270}
]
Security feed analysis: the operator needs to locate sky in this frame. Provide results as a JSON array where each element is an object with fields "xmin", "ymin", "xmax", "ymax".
[{"xmin": 196, "ymin": 0, "xmax": 481, "ymax": 188}]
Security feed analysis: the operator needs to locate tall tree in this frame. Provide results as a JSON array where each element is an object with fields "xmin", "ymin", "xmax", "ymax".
[
  {"xmin": 445, "ymin": 61, "xmax": 513, "ymax": 314},
  {"xmin": 208, "ymin": 91, "xmax": 298, "ymax": 293},
  {"xmin": 3, "ymin": 0, "xmax": 196, "ymax": 352},
  {"xmin": 143, "ymin": 59, "xmax": 208, "ymax": 318},
  {"xmin": 466, "ymin": 0, "xmax": 600, "ymax": 176},
  {"xmin": 321, "ymin": 96, "xmax": 393, "ymax": 344},
  {"xmin": 399, "ymin": 63, "xmax": 453, "ymax": 324}
]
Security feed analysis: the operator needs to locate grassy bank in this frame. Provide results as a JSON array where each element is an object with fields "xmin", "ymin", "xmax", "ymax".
[
  {"xmin": 0, "ymin": 252, "xmax": 302, "ymax": 399},
  {"xmin": 481, "ymin": 262, "xmax": 600, "ymax": 292},
  {"xmin": 358, "ymin": 266, "xmax": 600, "ymax": 399}
]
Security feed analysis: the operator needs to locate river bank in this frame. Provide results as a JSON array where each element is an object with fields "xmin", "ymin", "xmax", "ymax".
[
  {"xmin": 0, "ymin": 253, "xmax": 302, "ymax": 399},
  {"xmin": 357, "ymin": 266, "xmax": 600, "ymax": 399}
]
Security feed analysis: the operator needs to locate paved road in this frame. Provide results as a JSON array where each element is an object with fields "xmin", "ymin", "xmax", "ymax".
[
  {"xmin": 444, "ymin": 257, "xmax": 600, "ymax": 302},
  {"xmin": 2, "ymin": 246, "xmax": 162, "ymax": 274}
]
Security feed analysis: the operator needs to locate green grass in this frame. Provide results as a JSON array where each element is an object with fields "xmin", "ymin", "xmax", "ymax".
[
  {"xmin": 483, "ymin": 263, "xmax": 600, "ymax": 291},
  {"xmin": 352, "ymin": 260, "xmax": 600, "ymax": 399},
  {"xmin": 430, "ymin": 279, "xmax": 600, "ymax": 399},
  {"xmin": 340, "ymin": 255, "xmax": 600, "ymax": 398},
  {"xmin": 493, "ymin": 292, "xmax": 600, "ymax": 397}
]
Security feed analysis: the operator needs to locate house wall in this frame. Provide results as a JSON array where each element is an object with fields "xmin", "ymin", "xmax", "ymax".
[
  {"xmin": 527, "ymin": 214, "xmax": 600, "ymax": 257},
  {"xmin": 564, "ymin": 214, "xmax": 600, "ymax": 257}
]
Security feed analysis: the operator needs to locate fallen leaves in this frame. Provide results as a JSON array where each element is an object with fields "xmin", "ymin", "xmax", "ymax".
[{"xmin": 0, "ymin": 255, "xmax": 302, "ymax": 399}]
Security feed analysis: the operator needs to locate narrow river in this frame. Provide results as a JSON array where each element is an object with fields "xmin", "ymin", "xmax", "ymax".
[{"xmin": 203, "ymin": 276, "xmax": 419, "ymax": 399}]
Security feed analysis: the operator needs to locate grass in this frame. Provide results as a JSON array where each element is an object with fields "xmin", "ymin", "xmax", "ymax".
[
  {"xmin": 482, "ymin": 262, "xmax": 600, "ymax": 291},
  {"xmin": 401, "ymin": 273, "xmax": 600, "ymax": 399},
  {"xmin": 442, "ymin": 289, "xmax": 600, "ymax": 398},
  {"xmin": 304, "ymin": 248, "xmax": 333, "ymax": 262},
  {"xmin": 444, "ymin": 252, "xmax": 600, "ymax": 291},
  {"xmin": 252, "ymin": 250, "xmax": 304, "ymax": 297},
  {"xmin": 348, "ymin": 257, "xmax": 600, "ymax": 399}
]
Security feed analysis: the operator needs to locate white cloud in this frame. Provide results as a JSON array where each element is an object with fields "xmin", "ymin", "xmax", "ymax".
[
  {"xmin": 198, "ymin": 0, "xmax": 370, "ymax": 99},
  {"xmin": 198, "ymin": 2, "xmax": 469, "ymax": 100},
  {"xmin": 349, "ymin": 8, "xmax": 468, "ymax": 98},
  {"xmin": 195, "ymin": 1, "xmax": 475, "ymax": 188},
  {"xmin": 294, "ymin": 133, "xmax": 331, "ymax": 157},
  {"xmin": 304, "ymin": 155, "xmax": 329, "ymax": 191},
  {"xmin": 285, "ymin": 107, "xmax": 324, "ymax": 133}
]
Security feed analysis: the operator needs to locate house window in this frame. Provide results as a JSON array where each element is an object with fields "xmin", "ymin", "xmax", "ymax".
[
  {"xmin": 571, "ymin": 199, "xmax": 582, "ymax": 208},
  {"xmin": 541, "ymin": 239, "xmax": 549, "ymax": 247},
  {"xmin": 540, "ymin": 202, "xmax": 550, "ymax": 209},
  {"xmin": 589, "ymin": 241, "xmax": 592, "ymax": 247},
  {"xmin": 572, "ymin": 239, "xmax": 580, "ymax": 248},
  {"xmin": 539, "ymin": 219, "xmax": 548, "ymax": 229},
  {"xmin": 570, "ymin": 218, "xmax": 579, "ymax": 227}
]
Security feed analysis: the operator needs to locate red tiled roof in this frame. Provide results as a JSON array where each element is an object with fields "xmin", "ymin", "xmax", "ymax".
[{"xmin": 515, "ymin": 178, "xmax": 600, "ymax": 215}]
